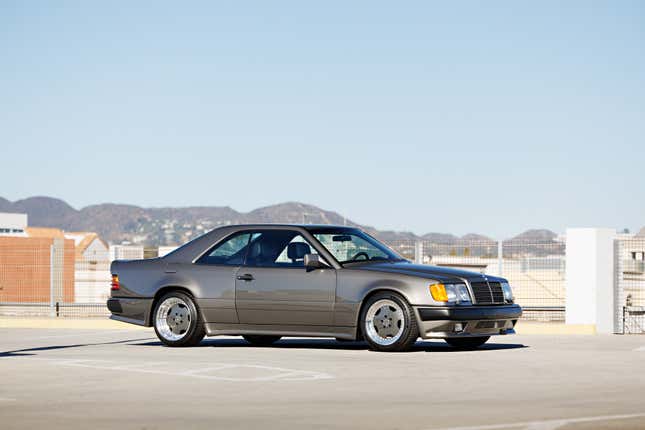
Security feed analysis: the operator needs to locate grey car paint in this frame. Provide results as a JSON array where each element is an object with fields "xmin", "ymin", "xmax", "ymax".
[{"xmin": 108, "ymin": 224, "xmax": 521, "ymax": 340}]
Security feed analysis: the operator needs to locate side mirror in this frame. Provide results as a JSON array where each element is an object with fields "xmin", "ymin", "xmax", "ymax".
[{"xmin": 304, "ymin": 254, "xmax": 326, "ymax": 272}]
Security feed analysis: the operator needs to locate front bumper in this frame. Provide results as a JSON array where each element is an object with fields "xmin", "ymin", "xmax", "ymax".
[{"xmin": 414, "ymin": 304, "xmax": 522, "ymax": 339}]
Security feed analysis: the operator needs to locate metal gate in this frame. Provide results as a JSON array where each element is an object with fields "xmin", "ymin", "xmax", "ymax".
[{"xmin": 614, "ymin": 237, "xmax": 645, "ymax": 333}]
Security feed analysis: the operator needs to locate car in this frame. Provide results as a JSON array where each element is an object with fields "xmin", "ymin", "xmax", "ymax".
[{"xmin": 107, "ymin": 224, "xmax": 522, "ymax": 352}]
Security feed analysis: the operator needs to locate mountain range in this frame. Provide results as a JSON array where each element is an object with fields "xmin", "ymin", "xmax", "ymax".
[{"xmin": 0, "ymin": 196, "xmax": 561, "ymax": 248}]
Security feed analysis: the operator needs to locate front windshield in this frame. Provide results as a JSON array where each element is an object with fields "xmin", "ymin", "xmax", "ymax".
[{"xmin": 310, "ymin": 228, "xmax": 404, "ymax": 265}]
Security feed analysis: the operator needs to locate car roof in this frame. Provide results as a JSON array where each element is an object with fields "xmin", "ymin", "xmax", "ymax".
[{"xmin": 216, "ymin": 223, "xmax": 357, "ymax": 230}]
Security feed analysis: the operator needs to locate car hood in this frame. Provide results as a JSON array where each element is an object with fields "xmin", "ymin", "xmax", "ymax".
[{"xmin": 351, "ymin": 261, "xmax": 505, "ymax": 283}]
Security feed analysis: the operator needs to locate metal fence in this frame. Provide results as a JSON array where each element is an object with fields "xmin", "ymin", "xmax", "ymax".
[
  {"xmin": 0, "ymin": 241, "xmax": 111, "ymax": 318},
  {"xmin": 614, "ymin": 237, "xmax": 645, "ymax": 333},
  {"xmin": 0, "ymin": 303, "xmax": 110, "ymax": 318},
  {"xmin": 385, "ymin": 238, "xmax": 566, "ymax": 321},
  {"xmin": 1, "ymin": 236, "xmax": 566, "ymax": 322}
]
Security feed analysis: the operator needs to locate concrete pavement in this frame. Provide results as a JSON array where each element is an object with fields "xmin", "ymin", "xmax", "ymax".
[{"xmin": 1, "ymin": 328, "xmax": 645, "ymax": 429}]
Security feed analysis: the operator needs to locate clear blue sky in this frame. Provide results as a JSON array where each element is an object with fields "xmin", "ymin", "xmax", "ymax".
[{"xmin": 1, "ymin": 1, "xmax": 643, "ymax": 238}]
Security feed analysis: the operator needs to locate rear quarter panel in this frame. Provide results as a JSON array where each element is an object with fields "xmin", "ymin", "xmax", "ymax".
[
  {"xmin": 110, "ymin": 259, "xmax": 166, "ymax": 298},
  {"xmin": 110, "ymin": 259, "xmax": 238, "ymax": 324}
]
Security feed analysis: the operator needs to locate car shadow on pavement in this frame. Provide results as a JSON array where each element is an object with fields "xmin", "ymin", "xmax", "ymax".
[
  {"xmin": 0, "ymin": 337, "xmax": 154, "ymax": 358},
  {"xmin": 131, "ymin": 338, "xmax": 528, "ymax": 352},
  {"xmin": 413, "ymin": 341, "xmax": 528, "ymax": 352}
]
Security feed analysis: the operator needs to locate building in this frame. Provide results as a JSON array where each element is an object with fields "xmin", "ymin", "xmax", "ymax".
[
  {"xmin": 110, "ymin": 244, "xmax": 144, "ymax": 261},
  {"xmin": 0, "ymin": 228, "xmax": 74, "ymax": 303},
  {"xmin": 0, "ymin": 214, "xmax": 148, "ymax": 308},
  {"xmin": 0, "ymin": 212, "xmax": 28, "ymax": 236},
  {"xmin": 158, "ymin": 246, "xmax": 178, "ymax": 257},
  {"xmin": 64, "ymin": 232, "xmax": 111, "ymax": 303},
  {"xmin": 616, "ymin": 231, "xmax": 645, "ymax": 309}
]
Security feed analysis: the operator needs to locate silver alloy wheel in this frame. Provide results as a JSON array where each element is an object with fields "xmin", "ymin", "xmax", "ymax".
[
  {"xmin": 364, "ymin": 299, "xmax": 405, "ymax": 346},
  {"xmin": 155, "ymin": 297, "xmax": 191, "ymax": 341}
]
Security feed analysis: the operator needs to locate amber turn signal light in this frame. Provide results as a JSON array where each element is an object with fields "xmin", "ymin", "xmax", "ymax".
[{"xmin": 430, "ymin": 283, "xmax": 448, "ymax": 302}]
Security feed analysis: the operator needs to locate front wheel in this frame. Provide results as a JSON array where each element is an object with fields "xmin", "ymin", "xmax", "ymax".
[
  {"xmin": 360, "ymin": 292, "xmax": 418, "ymax": 352},
  {"xmin": 444, "ymin": 336, "xmax": 490, "ymax": 349},
  {"xmin": 153, "ymin": 291, "xmax": 205, "ymax": 347}
]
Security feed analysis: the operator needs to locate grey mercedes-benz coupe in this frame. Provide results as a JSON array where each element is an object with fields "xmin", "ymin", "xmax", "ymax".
[{"xmin": 107, "ymin": 224, "xmax": 521, "ymax": 352}]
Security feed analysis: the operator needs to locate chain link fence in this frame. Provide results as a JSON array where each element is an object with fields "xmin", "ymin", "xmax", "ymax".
[
  {"xmin": 2, "ymin": 235, "xmax": 566, "ymax": 322},
  {"xmin": 0, "ymin": 238, "xmax": 111, "ymax": 318},
  {"xmin": 614, "ymin": 236, "xmax": 645, "ymax": 333},
  {"xmin": 385, "ymin": 238, "xmax": 566, "ymax": 321}
]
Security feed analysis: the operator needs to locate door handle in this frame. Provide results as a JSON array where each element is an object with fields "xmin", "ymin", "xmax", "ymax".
[{"xmin": 236, "ymin": 273, "xmax": 254, "ymax": 281}]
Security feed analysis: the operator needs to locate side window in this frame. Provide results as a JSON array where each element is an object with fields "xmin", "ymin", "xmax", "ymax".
[
  {"xmin": 245, "ymin": 231, "xmax": 318, "ymax": 268},
  {"xmin": 275, "ymin": 235, "xmax": 319, "ymax": 266},
  {"xmin": 197, "ymin": 232, "xmax": 252, "ymax": 265}
]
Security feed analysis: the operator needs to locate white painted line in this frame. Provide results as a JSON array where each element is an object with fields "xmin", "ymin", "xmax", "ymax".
[
  {"xmin": 431, "ymin": 413, "xmax": 645, "ymax": 430},
  {"xmin": 43, "ymin": 358, "xmax": 333, "ymax": 382},
  {"xmin": 179, "ymin": 364, "xmax": 239, "ymax": 376},
  {"xmin": 0, "ymin": 397, "xmax": 16, "ymax": 402},
  {"xmin": 634, "ymin": 345, "xmax": 645, "ymax": 351}
]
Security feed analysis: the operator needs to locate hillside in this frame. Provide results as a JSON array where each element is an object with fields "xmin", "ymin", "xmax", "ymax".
[{"xmin": 1, "ymin": 196, "xmax": 561, "ymax": 249}]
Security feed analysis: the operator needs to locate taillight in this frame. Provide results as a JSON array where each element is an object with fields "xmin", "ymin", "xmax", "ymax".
[{"xmin": 111, "ymin": 274, "xmax": 120, "ymax": 291}]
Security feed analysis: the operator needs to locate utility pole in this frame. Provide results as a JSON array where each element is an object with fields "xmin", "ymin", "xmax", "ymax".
[
  {"xmin": 497, "ymin": 240, "xmax": 503, "ymax": 276},
  {"xmin": 50, "ymin": 244, "xmax": 55, "ymax": 317}
]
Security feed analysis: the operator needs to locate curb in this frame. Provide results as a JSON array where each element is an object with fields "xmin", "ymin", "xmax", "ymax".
[{"xmin": 515, "ymin": 321, "xmax": 596, "ymax": 335}]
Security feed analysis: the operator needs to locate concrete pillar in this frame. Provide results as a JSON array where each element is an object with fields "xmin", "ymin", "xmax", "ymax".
[
  {"xmin": 565, "ymin": 228, "xmax": 616, "ymax": 333},
  {"xmin": 415, "ymin": 241, "xmax": 423, "ymax": 264}
]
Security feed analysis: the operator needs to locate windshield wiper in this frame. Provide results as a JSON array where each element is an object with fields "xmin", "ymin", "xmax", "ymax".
[{"xmin": 340, "ymin": 257, "xmax": 402, "ymax": 265}]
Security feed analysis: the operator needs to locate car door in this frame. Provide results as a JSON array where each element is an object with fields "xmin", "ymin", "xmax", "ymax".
[
  {"xmin": 235, "ymin": 229, "xmax": 336, "ymax": 326},
  {"xmin": 189, "ymin": 231, "xmax": 255, "ymax": 324}
]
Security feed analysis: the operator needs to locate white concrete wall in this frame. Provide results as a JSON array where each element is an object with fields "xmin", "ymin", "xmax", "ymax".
[
  {"xmin": 565, "ymin": 228, "xmax": 616, "ymax": 333},
  {"xmin": 158, "ymin": 246, "xmax": 178, "ymax": 257},
  {"xmin": 74, "ymin": 269, "xmax": 111, "ymax": 303}
]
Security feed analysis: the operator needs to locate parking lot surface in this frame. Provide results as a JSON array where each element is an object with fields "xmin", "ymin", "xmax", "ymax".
[{"xmin": 1, "ymin": 328, "xmax": 644, "ymax": 430}]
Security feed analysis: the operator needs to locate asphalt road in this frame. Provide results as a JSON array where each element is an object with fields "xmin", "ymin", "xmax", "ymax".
[{"xmin": 1, "ymin": 328, "xmax": 644, "ymax": 430}]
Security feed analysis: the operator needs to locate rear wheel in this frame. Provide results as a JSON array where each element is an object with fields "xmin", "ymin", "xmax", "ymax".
[
  {"xmin": 360, "ymin": 292, "xmax": 418, "ymax": 352},
  {"xmin": 444, "ymin": 336, "xmax": 490, "ymax": 349},
  {"xmin": 153, "ymin": 291, "xmax": 205, "ymax": 347},
  {"xmin": 242, "ymin": 335, "xmax": 282, "ymax": 346}
]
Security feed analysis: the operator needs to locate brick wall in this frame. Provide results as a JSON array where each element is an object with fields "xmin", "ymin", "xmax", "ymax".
[{"xmin": 0, "ymin": 237, "xmax": 75, "ymax": 302}]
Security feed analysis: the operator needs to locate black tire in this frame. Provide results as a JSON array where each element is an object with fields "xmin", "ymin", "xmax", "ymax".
[
  {"xmin": 242, "ymin": 335, "xmax": 282, "ymax": 346},
  {"xmin": 153, "ymin": 291, "xmax": 205, "ymax": 347},
  {"xmin": 444, "ymin": 336, "xmax": 490, "ymax": 349},
  {"xmin": 359, "ymin": 291, "xmax": 418, "ymax": 352}
]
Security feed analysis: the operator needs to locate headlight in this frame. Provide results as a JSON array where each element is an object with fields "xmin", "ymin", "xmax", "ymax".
[
  {"xmin": 455, "ymin": 284, "xmax": 471, "ymax": 303},
  {"xmin": 501, "ymin": 282, "xmax": 514, "ymax": 303},
  {"xmin": 430, "ymin": 283, "xmax": 471, "ymax": 304}
]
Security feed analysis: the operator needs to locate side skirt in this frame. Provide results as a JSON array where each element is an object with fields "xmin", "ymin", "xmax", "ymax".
[{"xmin": 204, "ymin": 323, "xmax": 357, "ymax": 340}]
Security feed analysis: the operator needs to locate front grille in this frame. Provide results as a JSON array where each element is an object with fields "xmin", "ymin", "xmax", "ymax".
[
  {"xmin": 470, "ymin": 281, "xmax": 505, "ymax": 305},
  {"xmin": 490, "ymin": 282, "xmax": 505, "ymax": 302}
]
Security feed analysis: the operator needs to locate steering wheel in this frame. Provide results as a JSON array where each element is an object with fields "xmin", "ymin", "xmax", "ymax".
[{"xmin": 350, "ymin": 251, "xmax": 370, "ymax": 261}]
